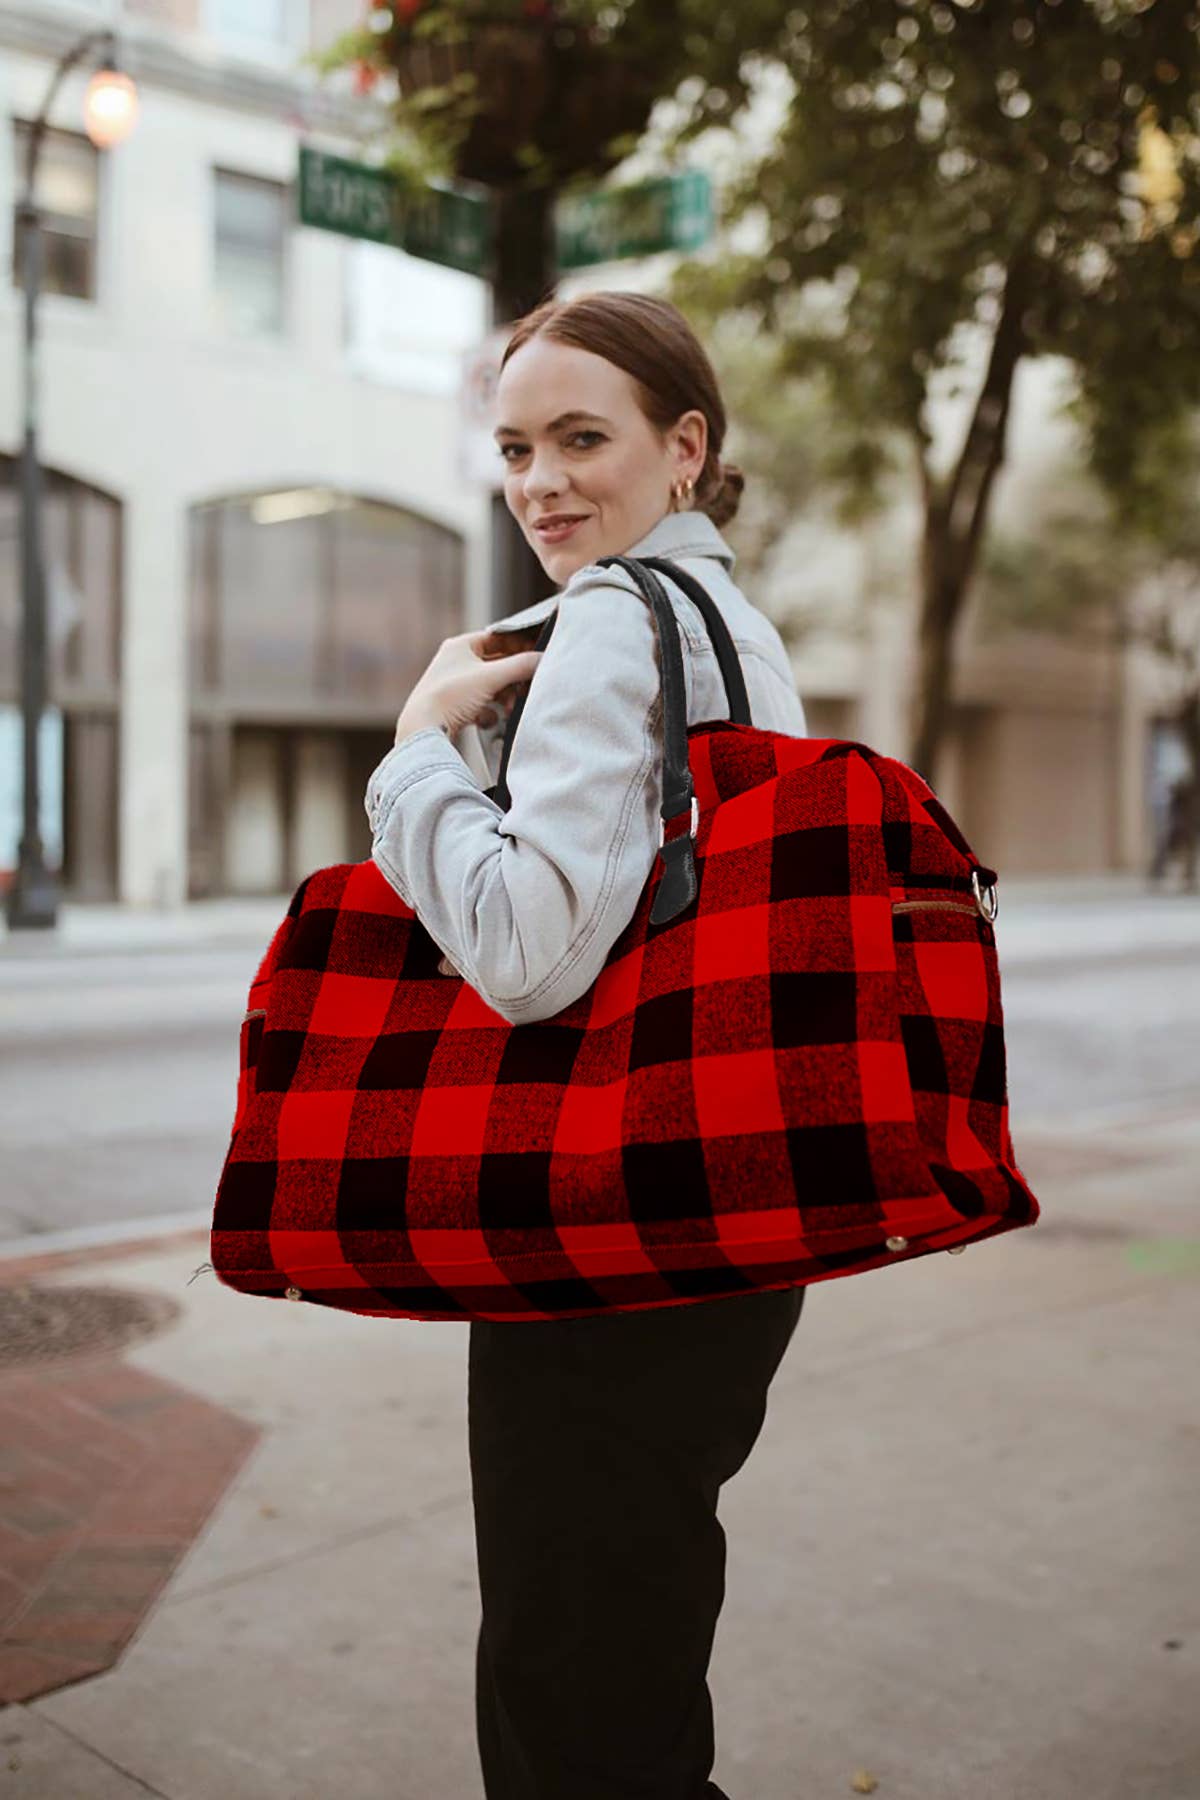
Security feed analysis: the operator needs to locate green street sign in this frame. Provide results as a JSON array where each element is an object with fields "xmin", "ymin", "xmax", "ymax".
[
  {"xmin": 555, "ymin": 170, "xmax": 713, "ymax": 271},
  {"xmin": 298, "ymin": 149, "xmax": 713, "ymax": 278},
  {"xmin": 297, "ymin": 146, "xmax": 492, "ymax": 278}
]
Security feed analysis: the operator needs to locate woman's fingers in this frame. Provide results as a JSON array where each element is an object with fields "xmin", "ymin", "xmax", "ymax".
[
  {"xmin": 478, "ymin": 650, "xmax": 543, "ymax": 700},
  {"xmin": 406, "ymin": 635, "xmax": 542, "ymax": 738}
]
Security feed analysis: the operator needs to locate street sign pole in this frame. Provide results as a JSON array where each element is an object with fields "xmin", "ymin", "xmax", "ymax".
[{"xmin": 488, "ymin": 186, "xmax": 559, "ymax": 622}]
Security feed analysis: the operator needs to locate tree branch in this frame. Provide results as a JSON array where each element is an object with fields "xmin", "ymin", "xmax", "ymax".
[
  {"xmin": 943, "ymin": 256, "xmax": 1030, "ymax": 570},
  {"xmin": 911, "ymin": 425, "xmax": 937, "ymax": 516}
]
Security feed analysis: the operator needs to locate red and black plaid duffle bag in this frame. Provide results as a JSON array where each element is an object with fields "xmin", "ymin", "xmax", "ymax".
[{"xmin": 207, "ymin": 554, "xmax": 1040, "ymax": 1321}]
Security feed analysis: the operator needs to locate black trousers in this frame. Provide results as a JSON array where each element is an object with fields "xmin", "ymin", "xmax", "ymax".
[{"xmin": 467, "ymin": 1281, "xmax": 806, "ymax": 1800}]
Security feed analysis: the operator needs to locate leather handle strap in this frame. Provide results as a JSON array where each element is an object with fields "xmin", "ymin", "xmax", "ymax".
[
  {"xmin": 489, "ymin": 609, "xmax": 560, "ymax": 811},
  {"xmin": 637, "ymin": 556, "xmax": 752, "ymax": 725},
  {"xmin": 487, "ymin": 555, "xmax": 748, "ymax": 923},
  {"xmin": 492, "ymin": 556, "xmax": 747, "ymax": 807},
  {"xmin": 598, "ymin": 555, "xmax": 694, "ymax": 827}
]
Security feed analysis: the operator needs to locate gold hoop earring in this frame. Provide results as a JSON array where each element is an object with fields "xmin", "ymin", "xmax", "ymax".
[{"xmin": 671, "ymin": 476, "xmax": 695, "ymax": 511}]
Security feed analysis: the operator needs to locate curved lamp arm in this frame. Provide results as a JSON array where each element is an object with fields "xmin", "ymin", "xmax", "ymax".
[{"xmin": 21, "ymin": 29, "xmax": 118, "ymax": 201}]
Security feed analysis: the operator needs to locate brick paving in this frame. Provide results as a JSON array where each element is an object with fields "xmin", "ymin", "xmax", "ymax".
[{"xmin": 0, "ymin": 1236, "xmax": 259, "ymax": 1706}]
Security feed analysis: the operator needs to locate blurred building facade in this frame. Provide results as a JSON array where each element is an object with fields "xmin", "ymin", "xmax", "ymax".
[
  {"xmin": 0, "ymin": 0, "xmax": 491, "ymax": 906},
  {"xmin": 0, "ymin": 0, "xmax": 1187, "ymax": 907},
  {"xmin": 760, "ymin": 350, "xmax": 1190, "ymax": 882}
]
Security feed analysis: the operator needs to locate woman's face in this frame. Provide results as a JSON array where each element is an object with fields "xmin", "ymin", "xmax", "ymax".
[{"xmin": 494, "ymin": 335, "xmax": 708, "ymax": 584}]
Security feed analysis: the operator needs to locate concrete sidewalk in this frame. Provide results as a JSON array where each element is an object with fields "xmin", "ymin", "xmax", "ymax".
[
  {"xmin": 0, "ymin": 895, "xmax": 292, "ymax": 957},
  {"xmin": 0, "ymin": 1100, "xmax": 1196, "ymax": 1799},
  {"xmin": 2, "ymin": 874, "xmax": 1198, "ymax": 968}
]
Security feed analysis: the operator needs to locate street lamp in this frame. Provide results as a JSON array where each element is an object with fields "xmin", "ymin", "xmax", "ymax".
[
  {"xmin": 83, "ymin": 67, "xmax": 139, "ymax": 152},
  {"xmin": 6, "ymin": 33, "xmax": 138, "ymax": 931}
]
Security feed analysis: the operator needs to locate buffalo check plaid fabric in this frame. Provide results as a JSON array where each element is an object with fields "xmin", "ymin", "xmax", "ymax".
[{"xmin": 210, "ymin": 730, "xmax": 1040, "ymax": 1322}]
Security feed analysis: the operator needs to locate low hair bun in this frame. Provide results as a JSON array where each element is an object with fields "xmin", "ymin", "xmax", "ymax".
[{"xmin": 705, "ymin": 460, "xmax": 745, "ymax": 530}]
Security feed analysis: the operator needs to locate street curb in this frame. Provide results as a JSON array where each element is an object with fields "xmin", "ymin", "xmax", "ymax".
[{"xmin": 0, "ymin": 1223, "xmax": 210, "ymax": 1286}]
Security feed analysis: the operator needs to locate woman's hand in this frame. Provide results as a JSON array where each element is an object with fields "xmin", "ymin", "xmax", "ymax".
[{"xmin": 393, "ymin": 628, "xmax": 544, "ymax": 746}]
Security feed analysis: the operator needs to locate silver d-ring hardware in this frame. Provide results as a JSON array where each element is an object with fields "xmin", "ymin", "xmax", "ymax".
[
  {"xmin": 658, "ymin": 793, "xmax": 699, "ymax": 848},
  {"xmin": 971, "ymin": 869, "xmax": 999, "ymax": 922},
  {"xmin": 284, "ymin": 1285, "xmax": 303, "ymax": 1300}
]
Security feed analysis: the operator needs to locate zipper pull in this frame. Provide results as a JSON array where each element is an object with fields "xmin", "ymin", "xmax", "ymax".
[
  {"xmin": 970, "ymin": 868, "xmax": 999, "ymax": 921},
  {"xmin": 187, "ymin": 1261, "xmax": 214, "ymax": 1286}
]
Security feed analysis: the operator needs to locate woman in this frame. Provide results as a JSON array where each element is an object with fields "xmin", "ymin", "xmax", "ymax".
[{"xmin": 364, "ymin": 292, "xmax": 809, "ymax": 1800}]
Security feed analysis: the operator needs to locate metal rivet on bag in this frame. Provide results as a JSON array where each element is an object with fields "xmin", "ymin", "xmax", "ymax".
[
  {"xmin": 285, "ymin": 1286, "xmax": 303, "ymax": 1300},
  {"xmin": 885, "ymin": 1235, "xmax": 909, "ymax": 1253},
  {"xmin": 947, "ymin": 1244, "xmax": 967, "ymax": 1255}
]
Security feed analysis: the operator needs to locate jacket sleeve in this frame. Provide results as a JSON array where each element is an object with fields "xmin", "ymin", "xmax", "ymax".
[{"xmin": 365, "ymin": 564, "xmax": 665, "ymax": 1026}]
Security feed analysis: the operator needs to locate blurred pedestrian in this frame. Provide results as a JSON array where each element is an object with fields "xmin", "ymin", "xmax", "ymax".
[
  {"xmin": 1176, "ymin": 774, "xmax": 1199, "ymax": 892},
  {"xmin": 365, "ymin": 292, "xmax": 809, "ymax": 1800},
  {"xmin": 1150, "ymin": 772, "xmax": 1199, "ymax": 891}
]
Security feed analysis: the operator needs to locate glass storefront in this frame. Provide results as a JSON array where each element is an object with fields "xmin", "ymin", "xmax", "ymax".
[
  {"xmin": 187, "ymin": 488, "xmax": 464, "ymax": 896},
  {"xmin": 0, "ymin": 458, "xmax": 121, "ymax": 901}
]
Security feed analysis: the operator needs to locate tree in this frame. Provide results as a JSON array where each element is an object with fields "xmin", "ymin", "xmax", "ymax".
[
  {"xmin": 675, "ymin": 307, "xmax": 914, "ymax": 670},
  {"xmin": 663, "ymin": 0, "xmax": 1200, "ymax": 784},
  {"xmin": 313, "ymin": 0, "xmax": 805, "ymax": 615},
  {"xmin": 313, "ymin": 2, "xmax": 792, "ymax": 245}
]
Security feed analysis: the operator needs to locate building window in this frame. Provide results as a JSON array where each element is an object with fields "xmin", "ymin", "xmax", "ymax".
[
  {"xmin": 10, "ymin": 121, "xmax": 100, "ymax": 301},
  {"xmin": 212, "ymin": 169, "xmax": 288, "ymax": 337},
  {"xmin": 125, "ymin": 0, "xmax": 202, "ymax": 30},
  {"xmin": 0, "ymin": 457, "xmax": 122, "ymax": 901},
  {"xmin": 0, "ymin": 458, "xmax": 121, "ymax": 704},
  {"xmin": 206, "ymin": 0, "xmax": 292, "ymax": 49},
  {"xmin": 189, "ymin": 489, "xmax": 462, "ymax": 709}
]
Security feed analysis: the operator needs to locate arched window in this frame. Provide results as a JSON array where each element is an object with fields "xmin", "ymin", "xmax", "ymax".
[
  {"xmin": 189, "ymin": 488, "xmax": 462, "ymax": 707},
  {"xmin": 187, "ymin": 488, "xmax": 465, "ymax": 896},
  {"xmin": 0, "ymin": 457, "xmax": 121, "ymax": 900}
]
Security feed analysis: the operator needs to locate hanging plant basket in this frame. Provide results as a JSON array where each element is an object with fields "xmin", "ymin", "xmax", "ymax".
[
  {"xmin": 382, "ymin": 12, "xmax": 553, "ymax": 175},
  {"xmin": 378, "ymin": 7, "xmax": 662, "ymax": 187}
]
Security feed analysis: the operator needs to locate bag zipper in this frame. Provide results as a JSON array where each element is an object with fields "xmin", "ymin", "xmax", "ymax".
[{"xmin": 891, "ymin": 899, "xmax": 980, "ymax": 916}]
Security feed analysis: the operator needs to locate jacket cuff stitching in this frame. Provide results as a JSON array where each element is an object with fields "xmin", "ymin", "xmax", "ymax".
[{"xmin": 369, "ymin": 744, "xmax": 485, "ymax": 835}]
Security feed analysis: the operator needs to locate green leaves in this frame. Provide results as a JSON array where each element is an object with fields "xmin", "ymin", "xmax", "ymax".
[
  {"xmin": 662, "ymin": 2, "xmax": 1200, "ymax": 773},
  {"xmin": 664, "ymin": 0, "xmax": 1200, "ymax": 580},
  {"xmin": 315, "ymin": 0, "xmax": 1200, "ymax": 540}
]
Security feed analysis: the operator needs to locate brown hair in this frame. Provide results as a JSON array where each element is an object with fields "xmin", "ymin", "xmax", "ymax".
[{"xmin": 498, "ymin": 291, "xmax": 745, "ymax": 529}]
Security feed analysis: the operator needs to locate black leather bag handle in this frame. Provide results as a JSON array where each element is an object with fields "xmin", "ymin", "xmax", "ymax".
[
  {"xmin": 637, "ymin": 556, "xmax": 752, "ymax": 726},
  {"xmin": 486, "ymin": 556, "xmax": 750, "ymax": 924}
]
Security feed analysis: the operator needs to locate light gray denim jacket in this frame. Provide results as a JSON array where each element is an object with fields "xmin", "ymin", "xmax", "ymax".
[{"xmin": 364, "ymin": 509, "xmax": 807, "ymax": 1024}]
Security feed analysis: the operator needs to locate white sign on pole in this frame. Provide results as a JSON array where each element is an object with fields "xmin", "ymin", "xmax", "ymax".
[
  {"xmin": 457, "ymin": 325, "xmax": 513, "ymax": 491},
  {"xmin": 343, "ymin": 240, "xmax": 488, "ymax": 395},
  {"xmin": 0, "ymin": 706, "xmax": 64, "ymax": 875}
]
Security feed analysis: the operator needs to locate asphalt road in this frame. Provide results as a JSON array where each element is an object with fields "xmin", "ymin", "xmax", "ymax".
[{"xmin": 1, "ymin": 928, "xmax": 1197, "ymax": 1248}]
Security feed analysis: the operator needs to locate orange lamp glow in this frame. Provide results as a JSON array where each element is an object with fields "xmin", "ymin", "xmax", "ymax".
[{"xmin": 82, "ymin": 68, "xmax": 139, "ymax": 150}]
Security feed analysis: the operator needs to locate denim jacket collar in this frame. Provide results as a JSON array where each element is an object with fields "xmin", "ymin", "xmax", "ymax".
[{"xmin": 489, "ymin": 509, "xmax": 736, "ymax": 633}]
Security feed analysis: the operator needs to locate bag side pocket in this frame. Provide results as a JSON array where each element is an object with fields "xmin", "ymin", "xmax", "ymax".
[{"xmin": 892, "ymin": 899, "xmax": 1010, "ymax": 1202}]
